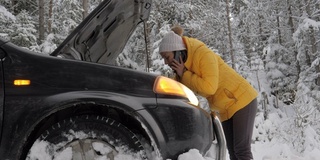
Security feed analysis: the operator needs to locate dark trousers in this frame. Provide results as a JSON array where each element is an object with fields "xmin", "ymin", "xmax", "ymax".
[{"xmin": 222, "ymin": 98, "xmax": 257, "ymax": 160}]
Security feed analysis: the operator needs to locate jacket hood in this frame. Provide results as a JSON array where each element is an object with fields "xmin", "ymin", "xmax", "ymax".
[{"xmin": 50, "ymin": 0, "xmax": 152, "ymax": 64}]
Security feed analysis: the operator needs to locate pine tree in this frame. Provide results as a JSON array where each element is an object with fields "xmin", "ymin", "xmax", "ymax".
[
  {"xmin": 0, "ymin": 5, "xmax": 16, "ymax": 40},
  {"xmin": 9, "ymin": 10, "xmax": 37, "ymax": 48},
  {"xmin": 51, "ymin": 0, "xmax": 82, "ymax": 44},
  {"xmin": 116, "ymin": 25, "xmax": 146, "ymax": 71},
  {"xmin": 291, "ymin": 0, "xmax": 320, "ymax": 129}
]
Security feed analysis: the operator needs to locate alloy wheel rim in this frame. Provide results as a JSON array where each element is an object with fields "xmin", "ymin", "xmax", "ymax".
[{"xmin": 60, "ymin": 139, "xmax": 118, "ymax": 160}]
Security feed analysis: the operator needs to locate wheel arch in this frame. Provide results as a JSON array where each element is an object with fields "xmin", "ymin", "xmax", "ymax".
[{"xmin": 20, "ymin": 99, "xmax": 153, "ymax": 160}]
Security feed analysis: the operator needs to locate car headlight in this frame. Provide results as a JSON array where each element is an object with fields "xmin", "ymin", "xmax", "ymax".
[{"xmin": 153, "ymin": 76, "xmax": 199, "ymax": 106}]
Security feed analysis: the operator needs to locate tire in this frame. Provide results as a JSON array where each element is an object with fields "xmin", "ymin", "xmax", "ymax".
[{"xmin": 26, "ymin": 115, "xmax": 147, "ymax": 160}]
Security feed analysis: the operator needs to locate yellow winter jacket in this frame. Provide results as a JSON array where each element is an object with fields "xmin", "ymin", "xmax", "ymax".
[{"xmin": 180, "ymin": 36, "xmax": 258, "ymax": 122}]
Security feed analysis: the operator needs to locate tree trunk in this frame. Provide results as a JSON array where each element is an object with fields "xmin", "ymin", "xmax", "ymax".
[
  {"xmin": 38, "ymin": 0, "xmax": 45, "ymax": 43},
  {"xmin": 48, "ymin": 0, "xmax": 53, "ymax": 33},
  {"xmin": 226, "ymin": 0, "xmax": 235, "ymax": 69},
  {"xmin": 315, "ymin": 3, "xmax": 320, "ymax": 86},
  {"xmin": 287, "ymin": 1, "xmax": 295, "ymax": 35},
  {"xmin": 297, "ymin": 1, "xmax": 312, "ymax": 66},
  {"xmin": 82, "ymin": 0, "xmax": 89, "ymax": 20},
  {"xmin": 276, "ymin": 16, "xmax": 282, "ymax": 45},
  {"xmin": 287, "ymin": 0, "xmax": 300, "ymax": 83},
  {"xmin": 304, "ymin": 0, "xmax": 317, "ymax": 61},
  {"xmin": 301, "ymin": 0, "xmax": 318, "ymax": 68},
  {"xmin": 306, "ymin": 2, "xmax": 320, "ymax": 86},
  {"xmin": 316, "ymin": 65, "xmax": 320, "ymax": 86}
]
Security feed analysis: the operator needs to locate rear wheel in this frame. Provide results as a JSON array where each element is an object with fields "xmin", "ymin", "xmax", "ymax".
[{"xmin": 27, "ymin": 115, "xmax": 147, "ymax": 160}]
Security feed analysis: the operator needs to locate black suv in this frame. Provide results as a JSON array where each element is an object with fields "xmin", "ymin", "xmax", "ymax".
[{"xmin": 0, "ymin": 0, "xmax": 226, "ymax": 159}]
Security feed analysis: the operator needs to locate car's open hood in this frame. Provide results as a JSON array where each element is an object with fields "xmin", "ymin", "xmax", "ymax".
[{"xmin": 50, "ymin": 0, "xmax": 152, "ymax": 64}]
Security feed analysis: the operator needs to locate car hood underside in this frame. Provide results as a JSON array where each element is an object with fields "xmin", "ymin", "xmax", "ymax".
[{"xmin": 50, "ymin": 0, "xmax": 152, "ymax": 65}]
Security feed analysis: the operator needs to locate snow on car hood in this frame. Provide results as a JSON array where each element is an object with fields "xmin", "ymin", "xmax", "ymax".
[{"xmin": 50, "ymin": 0, "xmax": 152, "ymax": 64}]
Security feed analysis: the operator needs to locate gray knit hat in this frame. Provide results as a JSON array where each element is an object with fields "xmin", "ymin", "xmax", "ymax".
[{"xmin": 159, "ymin": 31, "xmax": 186, "ymax": 53}]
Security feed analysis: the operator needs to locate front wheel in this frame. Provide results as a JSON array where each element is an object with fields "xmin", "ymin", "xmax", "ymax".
[{"xmin": 26, "ymin": 115, "xmax": 147, "ymax": 160}]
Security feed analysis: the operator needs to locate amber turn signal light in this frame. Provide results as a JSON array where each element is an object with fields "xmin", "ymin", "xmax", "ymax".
[{"xmin": 14, "ymin": 79, "xmax": 31, "ymax": 86}]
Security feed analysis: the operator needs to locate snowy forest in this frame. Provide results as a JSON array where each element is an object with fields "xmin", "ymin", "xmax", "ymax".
[{"xmin": 0, "ymin": 0, "xmax": 320, "ymax": 159}]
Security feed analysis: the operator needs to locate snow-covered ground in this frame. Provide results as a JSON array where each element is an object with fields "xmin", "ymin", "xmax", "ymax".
[
  {"xmin": 181, "ymin": 110, "xmax": 320, "ymax": 160},
  {"xmin": 27, "ymin": 133, "xmax": 320, "ymax": 160},
  {"xmin": 26, "ymin": 108, "xmax": 320, "ymax": 160}
]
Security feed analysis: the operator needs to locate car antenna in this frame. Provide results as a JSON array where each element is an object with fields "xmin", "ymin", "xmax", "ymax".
[{"xmin": 143, "ymin": 20, "xmax": 150, "ymax": 73}]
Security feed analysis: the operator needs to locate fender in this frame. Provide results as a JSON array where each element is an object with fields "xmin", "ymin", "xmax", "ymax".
[{"xmin": 2, "ymin": 90, "xmax": 159, "ymax": 160}]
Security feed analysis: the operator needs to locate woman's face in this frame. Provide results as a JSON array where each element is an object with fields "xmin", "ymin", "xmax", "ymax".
[{"xmin": 160, "ymin": 51, "xmax": 174, "ymax": 66}]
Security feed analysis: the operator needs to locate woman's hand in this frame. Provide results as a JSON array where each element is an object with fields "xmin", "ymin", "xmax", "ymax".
[{"xmin": 171, "ymin": 56, "xmax": 186, "ymax": 77}]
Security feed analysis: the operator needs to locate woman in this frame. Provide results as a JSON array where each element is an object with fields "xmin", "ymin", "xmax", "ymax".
[{"xmin": 159, "ymin": 25, "xmax": 258, "ymax": 160}]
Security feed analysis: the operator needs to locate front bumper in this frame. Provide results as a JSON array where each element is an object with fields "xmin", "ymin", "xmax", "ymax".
[{"xmin": 143, "ymin": 98, "xmax": 214, "ymax": 159}]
